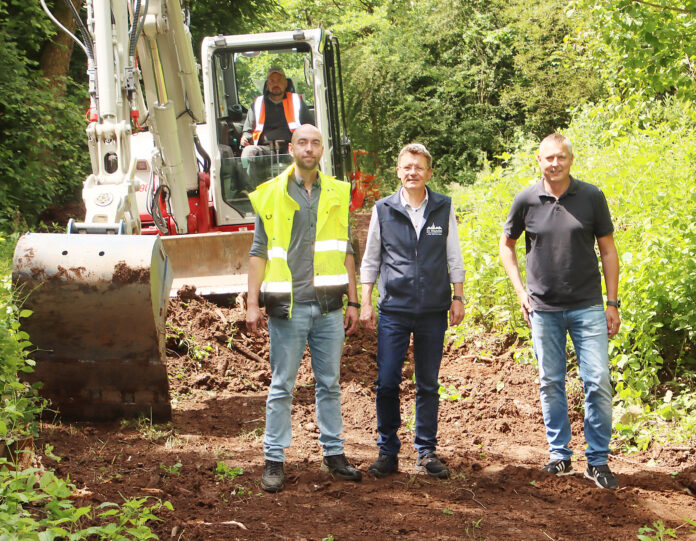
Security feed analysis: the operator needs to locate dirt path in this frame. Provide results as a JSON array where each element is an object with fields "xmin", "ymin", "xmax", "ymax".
[
  {"xmin": 38, "ymin": 288, "xmax": 696, "ymax": 540},
  {"xmin": 36, "ymin": 211, "xmax": 696, "ymax": 540}
]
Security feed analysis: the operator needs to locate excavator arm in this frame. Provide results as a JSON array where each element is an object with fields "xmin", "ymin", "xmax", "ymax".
[
  {"xmin": 12, "ymin": 0, "xmax": 208, "ymax": 421},
  {"xmin": 76, "ymin": 0, "xmax": 204, "ymax": 235}
]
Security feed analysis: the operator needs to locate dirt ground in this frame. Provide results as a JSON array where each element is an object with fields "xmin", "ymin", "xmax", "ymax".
[{"xmin": 36, "ymin": 212, "xmax": 696, "ymax": 540}]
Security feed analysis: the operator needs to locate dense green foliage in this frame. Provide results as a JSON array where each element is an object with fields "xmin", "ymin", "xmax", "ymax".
[
  {"xmin": 0, "ymin": 235, "xmax": 44, "ymax": 451},
  {"xmin": 0, "ymin": 461, "xmax": 173, "ymax": 539},
  {"xmin": 279, "ymin": 0, "xmax": 604, "ymax": 186},
  {"xmin": 0, "ymin": 0, "xmax": 89, "ymax": 232},
  {"xmin": 574, "ymin": 0, "xmax": 696, "ymax": 100},
  {"xmin": 188, "ymin": 0, "xmax": 282, "ymax": 54},
  {"xmin": 456, "ymin": 97, "xmax": 696, "ymax": 450}
]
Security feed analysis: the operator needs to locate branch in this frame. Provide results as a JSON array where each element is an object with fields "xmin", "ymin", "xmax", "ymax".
[
  {"xmin": 684, "ymin": 49, "xmax": 696, "ymax": 82},
  {"xmin": 231, "ymin": 342, "xmax": 266, "ymax": 364},
  {"xmin": 630, "ymin": 0, "xmax": 694, "ymax": 14},
  {"xmin": 357, "ymin": 0, "xmax": 375, "ymax": 12}
]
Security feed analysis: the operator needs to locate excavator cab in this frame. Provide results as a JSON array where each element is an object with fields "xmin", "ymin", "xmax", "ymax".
[
  {"xmin": 202, "ymin": 29, "xmax": 352, "ymax": 227},
  {"xmin": 132, "ymin": 29, "xmax": 353, "ymax": 297},
  {"xmin": 211, "ymin": 46, "xmax": 310, "ymax": 218}
]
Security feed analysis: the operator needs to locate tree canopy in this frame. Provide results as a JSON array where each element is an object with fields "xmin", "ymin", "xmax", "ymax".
[
  {"xmin": 0, "ymin": 0, "xmax": 693, "ymax": 223},
  {"xmin": 278, "ymin": 0, "xmax": 605, "ymax": 186},
  {"xmin": 574, "ymin": 0, "xmax": 696, "ymax": 100}
]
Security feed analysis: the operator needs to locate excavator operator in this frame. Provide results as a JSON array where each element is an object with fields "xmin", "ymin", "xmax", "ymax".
[{"xmin": 240, "ymin": 66, "xmax": 315, "ymax": 159}]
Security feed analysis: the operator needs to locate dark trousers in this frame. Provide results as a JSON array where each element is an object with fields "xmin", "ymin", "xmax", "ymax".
[{"xmin": 375, "ymin": 309, "xmax": 448, "ymax": 458}]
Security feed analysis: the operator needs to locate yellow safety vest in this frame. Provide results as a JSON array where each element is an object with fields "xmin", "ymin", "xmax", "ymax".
[{"xmin": 249, "ymin": 164, "xmax": 350, "ymax": 317}]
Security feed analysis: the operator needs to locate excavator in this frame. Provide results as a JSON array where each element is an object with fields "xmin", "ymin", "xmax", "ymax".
[{"xmin": 12, "ymin": 0, "xmax": 355, "ymax": 421}]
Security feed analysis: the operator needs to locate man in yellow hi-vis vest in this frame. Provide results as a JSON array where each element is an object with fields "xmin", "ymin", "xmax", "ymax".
[{"xmin": 246, "ymin": 124, "xmax": 362, "ymax": 493}]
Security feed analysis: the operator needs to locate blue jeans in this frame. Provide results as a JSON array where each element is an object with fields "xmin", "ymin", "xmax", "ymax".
[
  {"xmin": 530, "ymin": 305, "xmax": 613, "ymax": 466},
  {"xmin": 264, "ymin": 302, "xmax": 345, "ymax": 462},
  {"xmin": 375, "ymin": 310, "xmax": 447, "ymax": 458}
]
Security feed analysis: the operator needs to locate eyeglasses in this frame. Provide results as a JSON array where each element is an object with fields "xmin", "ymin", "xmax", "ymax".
[{"xmin": 399, "ymin": 165, "xmax": 427, "ymax": 173}]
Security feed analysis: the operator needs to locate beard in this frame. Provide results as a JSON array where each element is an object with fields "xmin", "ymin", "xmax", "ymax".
[
  {"xmin": 268, "ymin": 87, "xmax": 285, "ymax": 101},
  {"xmin": 295, "ymin": 154, "xmax": 319, "ymax": 171}
]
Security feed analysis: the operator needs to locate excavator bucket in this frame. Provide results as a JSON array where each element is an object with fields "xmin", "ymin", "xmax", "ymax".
[
  {"xmin": 12, "ymin": 233, "xmax": 173, "ymax": 421},
  {"xmin": 160, "ymin": 231, "xmax": 254, "ymax": 296}
]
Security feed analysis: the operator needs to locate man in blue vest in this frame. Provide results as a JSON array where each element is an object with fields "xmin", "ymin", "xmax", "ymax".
[
  {"xmin": 360, "ymin": 143, "xmax": 466, "ymax": 479},
  {"xmin": 499, "ymin": 133, "xmax": 620, "ymax": 490},
  {"xmin": 246, "ymin": 124, "xmax": 362, "ymax": 493}
]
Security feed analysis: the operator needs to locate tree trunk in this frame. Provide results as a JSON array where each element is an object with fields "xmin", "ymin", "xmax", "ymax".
[{"xmin": 39, "ymin": 0, "xmax": 83, "ymax": 95}]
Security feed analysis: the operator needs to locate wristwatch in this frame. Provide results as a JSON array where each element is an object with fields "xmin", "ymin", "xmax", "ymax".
[
  {"xmin": 606, "ymin": 300, "xmax": 621, "ymax": 308},
  {"xmin": 452, "ymin": 295, "xmax": 464, "ymax": 303}
]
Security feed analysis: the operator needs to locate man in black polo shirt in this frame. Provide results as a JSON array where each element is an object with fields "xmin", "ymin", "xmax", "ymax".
[{"xmin": 499, "ymin": 133, "xmax": 621, "ymax": 490}]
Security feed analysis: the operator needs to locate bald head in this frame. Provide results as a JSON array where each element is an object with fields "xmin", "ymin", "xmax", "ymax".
[
  {"xmin": 290, "ymin": 124, "xmax": 324, "ymax": 173},
  {"xmin": 291, "ymin": 124, "xmax": 322, "ymax": 145},
  {"xmin": 539, "ymin": 133, "xmax": 573, "ymax": 156}
]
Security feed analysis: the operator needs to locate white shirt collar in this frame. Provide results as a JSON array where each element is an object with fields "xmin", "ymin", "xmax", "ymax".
[{"xmin": 399, "ymin": 187, "xmax": 428, "ymax": 211}]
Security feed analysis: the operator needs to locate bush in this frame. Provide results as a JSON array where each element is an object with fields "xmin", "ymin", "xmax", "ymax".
[
  {"xmin": 0, "ymin": 4, "xmax": 89, "ymax": 233},
  {"xmin": 0, "ymin": 234, "xmax": 44, "ymax": 453},
  {"xmin": 452, "ymin": 136, "xmax": 538, "ymax": 341}
]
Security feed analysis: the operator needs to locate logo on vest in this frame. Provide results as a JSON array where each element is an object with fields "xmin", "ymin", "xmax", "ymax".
[{"xmin": 426, "ymin": 224, "xmax": 443, "ymax": 236}]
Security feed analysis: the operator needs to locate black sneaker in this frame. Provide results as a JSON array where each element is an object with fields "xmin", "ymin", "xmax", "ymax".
[
  {"xmin": 541, "ymin": 459, "xmax": 574, "ymax": 476},
  {"xmin": 415, "ymin": 452, "xmax": 450, "ymax": 479},
  {"xmin": 261, "ymin": 460, "xmax": 285, "ymax": 492},
  {"xmin": 321, "ymin": 454, "xmax": 362, "ymax": 481},
  {"xmin": 584, "ymin": 464, "xmax": 619, "ymax": 490},
  {"xmin": 368, "ymin": 454, "xmax": 399, "ymax": 478}
]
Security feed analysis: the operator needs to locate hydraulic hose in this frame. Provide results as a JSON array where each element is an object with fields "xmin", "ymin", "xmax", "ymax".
[
  {"xmin": 194, "ymin": 135, "xmax": 211, "ymax": 174},
  {"xmin": 63, "ymin": 0, "xmax": 94, "ymax": 61},
  {"xmin": 40, "ymin": 0, "xmax": 91, "ymax": 60},
  {"xmin": 129, "ymin": 0, "xmax": 142, "ymax": 60},
  {"xmin": 132, "ymin": 0, "xmax": 149, "ymax": 55}
]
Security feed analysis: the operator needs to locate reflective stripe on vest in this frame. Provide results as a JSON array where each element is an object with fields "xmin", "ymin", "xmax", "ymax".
[
  {"xmin": 314, "ymin": 239, "xmax": 348, "ymax": 253},
  {"xmin": 252, "ymin": 92, "xmax": 302, "ymax": 145},
  {"xmin": 314, "ymin": 273, "xmax": 349, "ymax": 287},
  {"xmin": 261, "ymin": 281, "xmax": 292, "ymax": 293},
  {"xmin": 267, "ymin": 246, "xmax": 288, "ymax": 261}
]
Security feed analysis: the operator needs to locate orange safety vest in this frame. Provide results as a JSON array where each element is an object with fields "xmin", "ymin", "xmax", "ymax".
[{"xmin": 251, "ymin": 92, "xmax": 302, "ymax": 145}]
